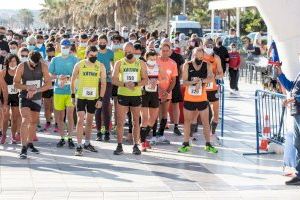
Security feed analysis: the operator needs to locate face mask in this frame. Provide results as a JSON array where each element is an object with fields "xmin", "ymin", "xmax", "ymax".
[
  {"xmin": 111, "ymin": 44, "xmax": 120, "ymax": 51},
  {"xmin": 99, "ymin": 44, "xmax": 106, "ymax": 50},
  {"xmin": 36, "ymin": 43, "xmax": 43, "ymax": 49},
  {"xmin": 195, "ymin": 58, "xmax": 202, "ymax": 65},
  {"xmin": 230, "ymin": 35, "xmax": 235, "ymax": 38},
  {"xmin": 10, "ymin": 49, "xmax": 17, "ymax": 54},
  {"xmin": 9, "ymin": 65, "xmax": 17, "ymax": 70},
  {"xmin": 126, "ymin": 53, "xmax": 134, "ymax": 60},
  {"xmin": 204, "ymin": 48, "xmax": 214, "ymax": 55},
  {"xmin": 48, "ymin": 56, "xmax": 54, "ymax": 61},
  {"xmin": 89, "ymin": 56, "xmax": 97, "ymax": 63},
  {"xmin": 7, "ymin": 35, "xmax": 12, "ymax": 40},
  {"xmin": 79, "ymin": 42, "xmax": 87, "ymax": 47},
  {"xmin": 218, "ymin": 41, "xmax": 222, "ymax": 46},
  {"xmin": 122, "ymin": 32, "xmax": 129, "ymax": 39},
  {"xmin": 231, "ymin": 48, "xmax": 237, "ymax": 52},
  {"xmin": 147, "ymin": 60, "xmax": 157, "ymax": 66},
  {"xmin": 20, "ymin": 57, "xmax": 28, "ymax": 62},
  {"xmin": 134, "ymin": 54, "xmax": 140, "ymax": 59},
  {"xmin": 61, "ymin": 48, "xmax": 70, "ymax": 56},
  {"xmin": 155, "ymin": 48, "xmax": 160, "ymax": 53},
  {"xmin": 27, "ymin": 45, "xmax": 36, "ymax": 51}
]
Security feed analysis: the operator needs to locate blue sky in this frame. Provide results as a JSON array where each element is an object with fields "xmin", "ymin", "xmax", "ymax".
[{"xmin": 0, "ymin": 0, "xmax": 44, "ymax": 10}]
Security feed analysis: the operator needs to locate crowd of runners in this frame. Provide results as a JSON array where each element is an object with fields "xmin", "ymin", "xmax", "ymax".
[{"xmin": 0, "ymin": 26, "xmax": 226, "ymax": 159}]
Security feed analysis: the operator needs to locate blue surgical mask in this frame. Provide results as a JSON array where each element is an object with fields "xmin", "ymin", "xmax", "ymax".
[
  {"xmin": 27, "ymin": 45, "xmax": 36, "ymax": 51},
  {"xmin": 61, "ymin": 48, "xmax": 70, "ymax": 56}
]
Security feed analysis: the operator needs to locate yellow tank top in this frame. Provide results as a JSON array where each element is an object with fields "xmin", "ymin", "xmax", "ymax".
[
  {"xmin": 76, "ymin": 60, "xmax": 101, "ymax": 100},
  {"xmin": 118, "ymin": 58, "xmax": 142, "ymax": 96}
]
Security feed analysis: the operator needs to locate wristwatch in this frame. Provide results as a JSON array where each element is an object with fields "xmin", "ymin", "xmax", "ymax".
[{"xmin": 71, "ymin": 93, "xmax": 75, "ymax": 98}]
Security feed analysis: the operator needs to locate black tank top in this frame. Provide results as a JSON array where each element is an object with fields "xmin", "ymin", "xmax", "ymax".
[
  {"xmin": 5, "ymin": 68, "xmax": 19, "ymax": 97},
  {"xmin": 187, "ymin": 60, "xmax": 208, "ymax": 81},
  {"xmin": 20, "ymin": 61, "xmax": 43, "ymax": 100}
]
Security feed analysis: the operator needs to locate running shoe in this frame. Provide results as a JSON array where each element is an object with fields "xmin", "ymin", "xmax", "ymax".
[
  {"xmin": 132, "ymin": 144, "xmax": 141, "ymax": 155},
  {"xmin": 68, "ymin": 138, "xmax": 75, "ymax": 149},
  {"xmin": 157, "ymin": 136, "xmax": 171, "ymax": 144},
  {"xmin": 285, "ymin": 177, "xmax": 300, "ymax": 185},
  {"xmin": 204, "ymin": 144, "xmax": 218, "ymax": 153},
  {"xmin": 173, "ymin": 127, "xmax": 182, "ymax": 136},
  {"xmin": 95, "ymin": 132, "xmax": 103, "ymax": 141},
  {"xmin": 149, "ymin": 137, "xmax": 158, "ymax": 145},
  {"xmin": 75, "ymin": 146, "xmax": 83, "ymax": 156},
  {"xmin": 19, "ymin": 146, "xmax": 27, "ymax": 159},
  {"xmin": 44, "ymin": 122, "xmax": 51, "ymax": 131},
  {"xmin": 104, "ymin": 131, "xmax": 110, "ymax": 142},
  {"xmin": 178, "ymin": 145, "xmax": 191, "ymax": 153},
  {"xmin": 53, "ymin": 124, "xmax": 59, "ymax": 133},
  {"xmin": 113, "ymin": 145, "xmax": 124, "ymax": 155},
  {"xmin": 56, "ymin": 138, "xmax": 65, "ymax": 148},
  {"xmin": 1, "ymin": 134, "xmax": 6, "ymax": 144},
  {"xmin": 83, "ymin": 143, "xmax": 98, "ymax": 152},
  {"xmin": 27, "ymin": 143, "xmax": 40, "ymax": 154}
]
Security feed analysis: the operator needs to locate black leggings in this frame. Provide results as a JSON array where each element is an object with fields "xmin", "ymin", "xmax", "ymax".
[{"xmin": 95, "ymin": 83, "xmax": 112, "ymax": 131}]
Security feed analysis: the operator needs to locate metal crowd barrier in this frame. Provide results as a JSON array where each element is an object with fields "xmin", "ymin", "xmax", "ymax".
[
  {"xmin": 244, "ymin": 90, "xmax": 287, "ymax": 155},
  {"xmin": 218, "ymin": 83, "xmax": 225, "ymax": 137},
  {"xmin": 240, "ymin": 56, "xmax": 268, "ymax": 84}
]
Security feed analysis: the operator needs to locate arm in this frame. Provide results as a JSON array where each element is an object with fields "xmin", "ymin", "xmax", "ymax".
[
  {"xmin": 0, "ymin": 70, "xmax": 8, "ymax": 105},
  {"xmin": 71, "ymin": 63, "xmax": 80, "ymax": 95},
  {"xmin": 138, "ymin": 61, "xmax": 148, "ymax": 87},
  {"xmin": 203, "ymin": 62, "xmax": 214, "ymax": 83},
  {"xmin": 166, "ymin": 63, "xmax": 178, "ymax": 93},
  {"xmin": 99, "ymin": 64, "xmax": 107, "ymax": 98},
  {"xmin": 13, "ymin": 64, "xmax": 28, "ymax": 91},
  {"xmin": 277, "ymin": 73, "xmax": 294, "ymax": 91},
  {"xmin": 112, "ymin": 61, "xmax": 124, "ymax": 87},
  {"xmin": 38, "ymin": 62, "xmax": 52, "ymax": 93},
  {"xmin": 182, "ymin": 62, "xmax": 194, "ymax": 86},
  {"xmin": 215, "ymin": 55, "xmax": 224, "ymax": 79}
]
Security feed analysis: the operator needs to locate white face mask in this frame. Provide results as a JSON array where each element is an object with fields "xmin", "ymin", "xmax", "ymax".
[
  {"xmin": 122, "ymin": 32, "xmax": 129, "ymax": 39},
  {"xmin": 204, "ymin": 48, "xmax": 214, "ymax": 55},
  {"xmin": 134, "ymin": 54, "xmax": 140, "ymax": 59},
  {"xmin": 129, "ymin": 39, "xmax": 136, "ymax": 44},
  {"xmin": 79, "ymin": 42, "xmax": 87, "ymax": 47},
  {"xmin": 10, "ymin": 49, "xmax": 18, "ymax": 54},
  {"xmin": 9, "ymin": 65, "xmax": 17, "ymax": 70},
  {"xmin": 20, "ymin": 57, "xmax": 28, "ymax": 62},
  {"xmin": 7, "ymin": 35, "xmax": 12, "ymax": 40},
  {"xmin": 147, "ymin": 60, "xmax": 157, "ymax": 66},
  {"xmin": 36, "ymin": 43, "xmax": 43, "ymax": 49},
  {"xmin": 61, "ymin": 48, "xmax": 70, "ymax": 56}
]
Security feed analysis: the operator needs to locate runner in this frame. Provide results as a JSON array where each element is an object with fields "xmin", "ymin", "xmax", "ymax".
[
  {"xmin": 49, "ymin": 39, "xmax": 78, "ymax": 148},
  {"xmin": 95, "ymin": 34, "xmax": 114, "ymax": 141},
  {"xmin": 178, "ymin": 47, "xmax": 218, "ymax": 153},
  {"xmin": 42, "ymin": 45, "xmax": 55, "ymax": 131},
  {"xmin": 71, "ymin": 45, "xmax": 106, "ymax": 156},
  {"xmin": 76, "ymin": 33, "xmax": 88, "ymax": 60},
  {"xmin": 0, "ymin": 54, "xmax": 20, "ymax": 144},
  {"xmin": 150, "ymin": 43, "xmax": 177, "ymax": 145},
  {"xmin": 14, "ymin": 51, "xmax": 52, "ymax": 159},
  {"xmin": 112, "ymin": 42, "xmax": 147, "ymax": 155},
  {"xmin": 35, "ymin": 34, "xmax": 46, "ymax": 59},
  {"xmin": 8, "ymin": 41, "xmax": 19, "ymax": 55},
  {"xmin": 18, "ymin": 47, "xmax": 29, "ymax": 63},
  {"xmin": 0, "ymin": 66, "xmax": 8, "ymax": 139},
  {"xmin": 140, "ymin": 50, "xmax": 160, "ymax": 151},
  {"xmin": 203, "ymin": 39, "xmax": 224, "ymax": 135}
]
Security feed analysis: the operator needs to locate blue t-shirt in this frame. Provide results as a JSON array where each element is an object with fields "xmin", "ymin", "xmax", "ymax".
[
  {"xmin": 35, "ymin": 44, "xmax": 46, "ymax": 59},
  {"xmin": 49, "ymin": 55, "xmax": 78, "ymax": 95},
  {"xmin": 97, "ymin": 49, "xmax": 114, "ymax": 82}
]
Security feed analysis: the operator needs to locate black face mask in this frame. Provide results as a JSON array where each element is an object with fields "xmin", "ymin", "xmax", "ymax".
[
  {"xmin": 48, "ymin": 56, "xmax": 54, "ymax": 61},
  {"xmin": 126, "ymin": 53, "xmax": 134, "ymax": 60},
  {"xmin": 195, "ymin": 58, "xmax": 203, "ymax": 65},
  {"xmin": 99, "ymin": 45, "xmax": 106, "ymax": 50},
  {"xmin": 89, "ymin": 56, "xmax": 97, "ymax": 63},
  {"xmin": 218, "ymin": 41, "xmax": 222, "ymax": 46}
]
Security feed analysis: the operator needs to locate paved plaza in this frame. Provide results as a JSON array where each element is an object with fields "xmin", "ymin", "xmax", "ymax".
[{"xmin": 0, "ymin": 82, "xmax": 299, "ymax": 200}]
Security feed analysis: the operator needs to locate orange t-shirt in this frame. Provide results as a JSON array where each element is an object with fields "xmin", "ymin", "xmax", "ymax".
[{"xmin": 157, "ymin": 57, "xmax": 178, "ymax": 99}]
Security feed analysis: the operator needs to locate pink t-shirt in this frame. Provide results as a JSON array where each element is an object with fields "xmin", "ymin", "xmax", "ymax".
[{"xmin": 157, "ymin": 57, "xmax": 178, "ymax": 99}]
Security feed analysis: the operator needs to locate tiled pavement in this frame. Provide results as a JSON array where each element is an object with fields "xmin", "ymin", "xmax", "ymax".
[{"xmin": 0, "ymin": 81, "xmax": 299, "ymax": 199}]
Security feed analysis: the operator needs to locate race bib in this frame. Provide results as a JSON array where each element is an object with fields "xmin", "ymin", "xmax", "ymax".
[
  {"xmin": 188, "ymin": 85, "xmax": 202, "ymax": 96},
  {"xmin": 58, "ymin": 79, "xmax": 71, "ymax": 86},
  {"xmin": 26, "ymin": 80, "xmax": 41, "ymax": 88},
  {"xmin": 7, "ymin": 85, "xmax": 18, "ymax": 95},
  {"xmin": 145, "ymin": 79, "xmax": 158, "ymax": 92},
  {"xmin": 123, "ymin": 72, "xmax": 138, "ymax": 83},
  {"xmin": 206, "ymin": 82, "xmax": 214, "ymax": 89},
  {"xmin": 82, "ymin": 87, "xmax": 96, "ymax": 98}
]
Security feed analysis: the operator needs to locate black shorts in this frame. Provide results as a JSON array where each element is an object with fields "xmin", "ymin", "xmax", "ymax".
[
  {"xmin": 118, "ymin": 95, "xmax": 141, "ymax": 107},
  {"xmin": 1, "ymin": 94, "xmax": 19, "ymax": 107},
  {"xmin": 42, "ymin": 89, "xmax": 53, "ymax": 98},
  {"xmin": 76, "ymin": 99, "xmax": 98, "ymax": 114},
  {"xmin": 20, "ymin": 98, "xmax": 42, "ymax": 112},
  {"xmin": 207, "ymin": 90, "xmax": 219, "ymax": 102},
  {"xmin": 171, "ymin": 82, "xmax": 183, "ymax": 103},
  {"xmin": 112, "ymin": 85, "xmax": 118, "ymax": 97},
  {"xmin": 142, "ymin": 92, "xmax": 159, "ymax": 108},
  {"xmin": 183, "ymin": 101, "xmax": 209, "ymax": 111}
]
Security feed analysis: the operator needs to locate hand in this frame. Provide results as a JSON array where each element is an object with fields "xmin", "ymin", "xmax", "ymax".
[
  {"xmin": 274, "ymin": 63, "xmax": 283, "ymax": 75},
  {"xmin": 27, "ymin": 89, "xmax": 37, "ymax": 99},
  {"xmin": 125, "ymin": 82, "xmax": 135, "ymax": 90},
  {"xmin": 195, "ymin": 82, "xmax": 202, "ymax": 91},
  {"xmin": 162, "ymin": 90, "xmax": 169, "ymax": 98},
  {"xmin": 283, "ymin": 97, "xmax": 295, "ymax": 107},
  {"xmin": 27, "ymin": 85, "xmax": 37, "ymax": 91},
  {"xmin": 95, "ymin": 100, "xmax": 103, "ymax": 109}
]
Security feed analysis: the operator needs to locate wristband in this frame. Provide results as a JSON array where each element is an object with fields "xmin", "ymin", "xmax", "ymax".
[
  {"xmin": 134, "ymin": 82, "xmax": 138, "ymax": 87},
  {"xmin": 71, "ymin": 93, "xmax": 75, "ymax": 98},
  {"xmin": 98, "ymin": 97, "xmax": 103, "ymax": 101},
  {"xmin": 123, "ymin": 82, "xmax": 126, "ymax": 87}
]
